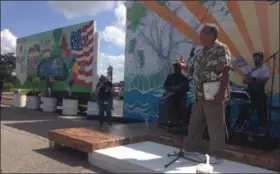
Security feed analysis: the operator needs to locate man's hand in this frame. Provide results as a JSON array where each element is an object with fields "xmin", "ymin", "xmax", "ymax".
[
  {"xmin": 213, "ymin": 91, "xmax": 224, "ymax": 102},
  {"xmin": 177, "ymin": 56, "xmax": 186, "ymax": 68}
]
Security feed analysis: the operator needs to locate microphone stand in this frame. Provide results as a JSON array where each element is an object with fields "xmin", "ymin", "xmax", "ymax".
[
  {"xmin": 164, "ymin": 46, "xmax": 202, "ymax": 169},
  {"xmin": 267, "ymin": 51, "xmax": 279, "ymax": 137},
  {"xmin": 240, "ymin": 50, "xmax": 279, "ymax": 137}
]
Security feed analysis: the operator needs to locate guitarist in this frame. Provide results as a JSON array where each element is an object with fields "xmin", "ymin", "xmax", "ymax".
[
  {"xmin": 163, "ymin": 62, "xmax": 189, "ymax": 126},
  {"xmin": 236, "ymin": 52, "xmax": 270, "ymax": 135}
]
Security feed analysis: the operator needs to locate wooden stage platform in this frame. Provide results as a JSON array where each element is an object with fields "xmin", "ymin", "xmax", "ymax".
[{"xmin": 48, "ymin": 123, "xmax": 280, "ymax": 172}]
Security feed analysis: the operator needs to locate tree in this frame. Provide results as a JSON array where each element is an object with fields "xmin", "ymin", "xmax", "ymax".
[
  {"xmin": 0, "ymin": 53, "xmax": 16, "ymax": 82},
  {"xmin": 138, "ymin": 5, "xmax": 193, "ymax": 77},
  {"xmin": 137, "ymin": 1, "xmax": 231, "ymax": 76}
]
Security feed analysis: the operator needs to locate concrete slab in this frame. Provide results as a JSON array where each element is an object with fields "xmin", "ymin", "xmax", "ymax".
[{"xmin": 88, "ymin": 141, "xmax": 277, "ymax": 173}]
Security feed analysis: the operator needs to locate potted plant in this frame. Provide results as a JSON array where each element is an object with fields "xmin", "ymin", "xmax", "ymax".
[
  {"xmin": 12, "ymin": 89, "xmax": 27, "ymax": 108},
  {"xmin": 87, "ymin": 94, "xmax": 99, "ymax": 116},
  {"xmin": 41, "ymin": 73, "xmax": 57, "ymax": 112},
  {"xmin": 62, "ymin": 80, "xmax": 79, "ymax": 115},
  {"xmin": 26, "ymin": 73, "xmax": 41, "ymax": 109}
]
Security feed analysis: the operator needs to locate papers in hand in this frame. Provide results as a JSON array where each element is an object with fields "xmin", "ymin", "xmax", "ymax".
[{"xmin": 203, "ymin": 81, "xmax": 229, "ymax": 100}]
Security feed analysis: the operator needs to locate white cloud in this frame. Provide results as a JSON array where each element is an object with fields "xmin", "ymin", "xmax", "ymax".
[
  {"xmin": 1, "ymin": 29, "xmax": 17, "ymax": 54},
  {"xmin": 98, "ymin": 52, "xmax": 124, "ymax": 82},
  {"xmin": 48, "ymin": 1, "xmax": 115, "ymax": 19},
  {"xmin": 101, "ymin": 26, "xmax": 125, "ymax": 47},
  {"xmin": 100, "ymin": 1, "xmax": 126, "ymax": 47},
  {"xmin": 114, "ymin": 1, "xmax": 126, "ymax": 28},
  {"xmin": 49, "ymin": 1, "xmax": 127, "ymax": 47}
]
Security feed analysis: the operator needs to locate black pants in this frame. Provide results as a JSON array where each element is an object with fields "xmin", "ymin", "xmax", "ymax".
[
  {"xmin": 98, "ymin": 100, "xmax": 112, "ymax": 124},
  {"xmin": 236, "ymin": 91, "xmax": 267, "ymax": 127}
]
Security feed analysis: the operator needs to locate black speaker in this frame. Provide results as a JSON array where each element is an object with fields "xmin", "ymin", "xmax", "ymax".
[
  {"xmin": 158, "ymin": 97, "xmax": 169, "ymax": 127},
  {"xmin": 158, "ymin": 95, "xmax": 192, "ymax": 128}
]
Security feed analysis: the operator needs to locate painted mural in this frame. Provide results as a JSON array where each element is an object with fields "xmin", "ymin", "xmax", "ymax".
[
  {"xmin": 16, "ymin": 20, "xmax": 98, "ymax": 93},
  {"xmin": 124, "ymin": 1, "xmax": 280, "ymax": 136}
]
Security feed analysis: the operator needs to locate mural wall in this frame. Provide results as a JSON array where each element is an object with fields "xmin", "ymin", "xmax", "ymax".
[
  {"xmin": 124, "ymin": 1, "xmax": 279, "ymax": 135},
  {"xmin": 16, "ymin": 20, "xmax": 98, "ymax": 93}
]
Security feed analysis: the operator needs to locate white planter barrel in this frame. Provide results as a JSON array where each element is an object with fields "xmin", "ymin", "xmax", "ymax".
[
  {"xmin": 26, "ymin": 96, "xmax": 40, "ymax": 109},
  {"xmin": 87, "ymin": 101, "xmax": 99, "ymax": 115},
  {"xmin": 62, "ymin": 99, "xmax": 78, "ymax": 116},
  {"xmin": 12, "ymin": 94, "xmax": 27, "ymax": 107},
  {"xmin": 41, "ymin": 97, "xmax": 57, "ymax": 112}
]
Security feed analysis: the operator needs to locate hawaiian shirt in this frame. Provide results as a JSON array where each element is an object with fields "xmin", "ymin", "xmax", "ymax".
[{"xmin": 188, "ymin": 40, "xmax": 232, "ymax": 99}]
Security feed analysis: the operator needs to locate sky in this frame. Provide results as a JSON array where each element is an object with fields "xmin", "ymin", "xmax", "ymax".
[{"xmin": 0, "ymin": 1, "xmax": 126, "ymax": 82}]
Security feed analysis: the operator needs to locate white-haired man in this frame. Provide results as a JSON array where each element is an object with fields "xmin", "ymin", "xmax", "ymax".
[{"xmin": 179, "ymin": 23, "xmax": 232, "ymax": 164}]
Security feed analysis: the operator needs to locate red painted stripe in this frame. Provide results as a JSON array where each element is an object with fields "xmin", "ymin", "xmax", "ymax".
[
  {"xmin": 81, "ymin": 21, "xmax": 93, "ymax": 33},
  {"xmin": 72, "ymin": 47, "xmax": 94, "ymax": 58},
  {"xmin": 77, "ymin": 55, "xmax": 94, "ymax": 66},
  {"xmin": 73, "ymin": 74, "xmax": 92, "ymax": 87},
  {"xmin": 82, "ymin": 37, "xmax": 94, "ymax": 48},
  {"xmin": 87, "ymin": 28, "xmax": 94, "ymax": 37},
  {"xmin": 78, "ymin": 68, "xmax": 93, "ymax": 76},
  {"xmin": 43, "ymin": 49, "xmax": 51, "ymax": 53}
]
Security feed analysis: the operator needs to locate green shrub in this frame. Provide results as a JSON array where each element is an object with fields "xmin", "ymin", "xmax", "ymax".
[
  {"xmin": 3, "ymin": 82, "xmax": 13, "ymax": 92},
  {"xmin": 10, "ymin": 88, "xmax": 30, "ymax": 94},
  {"xmin": 26, "ymin": 91, "xmax": 41, "ymax": 96}
]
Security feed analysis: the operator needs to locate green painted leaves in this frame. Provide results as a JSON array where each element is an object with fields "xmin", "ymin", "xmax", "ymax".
[
  {"xmin": 127, "ymin": 2, "xmax": 147, "ymax": 32},
  {"xmin": 128, "ymin": 39, "xmax": 137, "ymax": 54},
  {"xmin": 53, "ymin": 28, "xmax": 62, "ymax": 43},
  {"xmin": 51, "ymin": 28, "xmax": 63, "ymax": 57},
  {"xmin": 157, "ymin": 0, "xmax": 167, "ymax": 5},
  {"xmin": 128, "ymin": 39, "xmax": 145, "ymax": 68},
  {"xmin": 137, "ymin": 50, "xmax": 145, "ymax": 68}
]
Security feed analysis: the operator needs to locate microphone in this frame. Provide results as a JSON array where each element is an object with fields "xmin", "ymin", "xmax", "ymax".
[
  {"xmin": 190, "ymin": 46, "xmax": 196, "ymax": 57},
  {"xmin": 187, "ymin": 46, "xmax": 196, "ymax": 77}
]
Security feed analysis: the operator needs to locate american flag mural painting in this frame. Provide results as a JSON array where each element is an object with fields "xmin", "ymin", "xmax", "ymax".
[{"xmin": 70, "ymin": 21, "xmax": 94, "ymax": 87}]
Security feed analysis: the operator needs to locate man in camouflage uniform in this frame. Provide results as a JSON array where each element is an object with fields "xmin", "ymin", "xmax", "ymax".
[{"xmin": 179, "ymin": 23, "xmax": 232, "ymax": 164}]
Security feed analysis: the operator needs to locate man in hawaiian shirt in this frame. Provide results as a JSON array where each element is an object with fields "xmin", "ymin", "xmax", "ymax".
[{"xmin": 179, "ymin": 23, "xmax": 232, "ymax": 164}]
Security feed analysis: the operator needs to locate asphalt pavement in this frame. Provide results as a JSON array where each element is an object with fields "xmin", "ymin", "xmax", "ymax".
[{"xmin": 0, "ymin": 103, "xmax": 109, "ymax": 173}]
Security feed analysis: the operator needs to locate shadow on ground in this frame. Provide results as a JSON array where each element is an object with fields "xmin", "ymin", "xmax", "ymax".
[
  {"xmin": 4, "ymin": 119, "xmax": 96, "ymax": 139},
  {"xmin": 33, "ymin": 147, "xmax": 108, "ymax": 173},
  {"xmin": 0, "ymin": 107, "xmax": 59, "ymax": 121}
]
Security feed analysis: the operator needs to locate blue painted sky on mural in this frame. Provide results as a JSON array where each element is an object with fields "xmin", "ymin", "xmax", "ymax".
[{"xmin": 1, "ymin": 1, "xmax": 126, "ymax": 82}]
